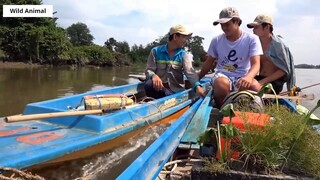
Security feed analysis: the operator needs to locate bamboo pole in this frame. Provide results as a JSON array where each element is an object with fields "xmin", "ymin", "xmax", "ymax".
[
  {"xmin": 4, "ymin": 109, "xmax": 105, "ymax": 123},
  {"xmin": 263, "ymin": 94, "xmax": 314, "ymax": 100}
]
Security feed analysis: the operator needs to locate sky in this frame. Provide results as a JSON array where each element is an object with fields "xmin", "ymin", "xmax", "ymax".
[{"xmin": 42, "ymin": 0, "xmax": 320, "ymax": 65}]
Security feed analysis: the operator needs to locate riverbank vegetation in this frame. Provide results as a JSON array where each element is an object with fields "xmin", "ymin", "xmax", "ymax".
[
  {"xmin": 295, "ymin": 64, "xmax": 320, "ymax": 69},
  {"xmin": 1, "ymin": 1, "xmax": 319, "ymax": 69},
  {"xmin": 0, "ymin": 0, "xmax": 206, "ymax": 67}
]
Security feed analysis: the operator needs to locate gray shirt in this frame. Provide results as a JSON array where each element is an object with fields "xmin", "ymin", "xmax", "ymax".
[
  {"xmin": 266, "ymin": 35, "xmax": 296, "ymax": 90},
  {"xmin": 145, "ymin": 44, "xmax": 200, "ymax": 92}
]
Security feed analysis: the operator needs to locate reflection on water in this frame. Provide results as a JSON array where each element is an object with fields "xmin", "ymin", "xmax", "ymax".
[{"xmin": 0, "ymin": 66, "xmax": 142, "ymax": 117}]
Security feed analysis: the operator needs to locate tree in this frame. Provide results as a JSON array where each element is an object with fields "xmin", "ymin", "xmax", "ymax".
[
  {"xmin": 66, "ymin": 22, "xmax": 94, "ymax": 46},
  {"xmin": 115, "ymin": 41, "xmax": 130, "ymax": 54},
  {"xmin": 104, "ymin": 37, "xmax": 117, "ymax": 51},
  {"xmin": 104, "ymin": 38, "xmax": 130, "ymax": 54},
  {"xmin": 0, "ymin": 0, "xmax": 70, "ymax": 63},
  {"xmin": 129, "ymin": 43, "xmax": 148, "ymax": 63},
  {"xmin": 187, "ymin": 35, "xmax": 206, "ymax": 63}
]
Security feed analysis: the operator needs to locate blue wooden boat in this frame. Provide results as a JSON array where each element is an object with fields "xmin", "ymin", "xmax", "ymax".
[
  {"xmin": 0, "ymin": 81, "xmax": 209, "ymax": 170},
  {"xmin": 117, "ymin": 95, "xmax": 301, "ymax": 179},
  {"xmin": 117, "ymin": 87, "xmax": 213, "ymax": 180}
]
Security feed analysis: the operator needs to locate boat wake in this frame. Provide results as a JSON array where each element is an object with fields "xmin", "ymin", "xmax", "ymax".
[
  {"xmin": 32, "ymin": 124, "xmax": 167, "ymax": 180},
  {"xmin": 78, "ymin": 125, "xmax": 166, "ymax": 179}
]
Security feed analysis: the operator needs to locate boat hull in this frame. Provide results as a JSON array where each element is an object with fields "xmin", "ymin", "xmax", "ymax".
[
  {"xmin": 28, "ymin": 106, "xmax": 189, "ymax": 170},
  {"xmin": 0, "ymin": 81, "xmax": 209, "ymax": 170}
]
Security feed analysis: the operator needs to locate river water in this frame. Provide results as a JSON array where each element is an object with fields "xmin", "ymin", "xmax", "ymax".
[
  {"xmin": 0, "ymin": 65, "xmax": 143, "ymax": 117},
  {"xmin": 0, "ymin": 65, "xmax": 319, "ymax": 179}
]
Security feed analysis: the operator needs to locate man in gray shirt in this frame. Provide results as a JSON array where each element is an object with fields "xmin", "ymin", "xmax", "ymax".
[
  {"xmin": 247, "ymin": 14, "xmax": 296, "ymax": 94},
  {"xmin": 144, "ymin": 24, "xmax": 205, "ymax": 99}
]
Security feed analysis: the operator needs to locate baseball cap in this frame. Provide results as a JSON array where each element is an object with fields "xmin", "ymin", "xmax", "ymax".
[
  {"xmin": 213, "ymin": 7, "xmax": 240, "ymax": 26},
  {"xmin": 247, "ymin": 14, "xmax": 273, "ymax": 28},
  {"xmin": 169, "ymin": 24, "xmax": 193, "ymax": 36}
]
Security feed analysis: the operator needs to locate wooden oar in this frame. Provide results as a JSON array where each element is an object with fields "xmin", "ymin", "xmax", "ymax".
[
  {"xmin": 128, "ymin": 74, "xmax": 146, "ymax": 82},
  {"xmin": 4, "ymin": 109, "xmax": 109, "ymax": 123},
  {"xmin": 263, "ymin": 94, "xmax": 315, "ymax": 100}
]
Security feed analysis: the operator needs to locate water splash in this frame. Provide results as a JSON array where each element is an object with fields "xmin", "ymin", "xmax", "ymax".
[
  {"xmin": 77, "ymin": 125, "xmax": 167, "ymax": 180},
  {"xmin": 32, "ymin": 124, "xmax": 168, "ymax": 180}
]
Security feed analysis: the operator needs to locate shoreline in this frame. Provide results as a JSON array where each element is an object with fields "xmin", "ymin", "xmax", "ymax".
[{"xmin": 0, "ymin": 61, "xmax": 42, "ymax": 68}]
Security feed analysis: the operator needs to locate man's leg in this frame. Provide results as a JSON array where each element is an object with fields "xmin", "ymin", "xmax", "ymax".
[
  {"xmin": 271, "ymin": 81, "xmax": 285, "ymax": 94},
  {"xmin": 144, "ymin": 79, "xmax": 166, "ymax": 99},
  {"xmin": 164, "ymin": 88, "xmax": 174, "ymax": 96},
  {"xmin": 249, "ymin": 79, "xmax": 262, "ymax": 92},
  {"xmin": 213, "ymin": 77, "xmax": 231, "ymax": 108}
]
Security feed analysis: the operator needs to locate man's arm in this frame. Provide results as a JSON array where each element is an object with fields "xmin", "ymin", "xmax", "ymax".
[
  {"xmin": 259, "ymin": 69, "xmax": 286, "ymax": 85},
  {"xmin": 198, "ymin": 55, "xmax": 217, "ymax": 79},
  {"xmin": 247, "ymin": 55, "xmax": 260, "ymax": 78},
  {"xmin": 145, "ymin": 51, "xmax": 157, "ymax": 79},
  {"xmin": 183, "ymin": 53, "xmax": 205, "ymax": 97},
  {"xmin": 237, "ymin": 55, "xmax": 260, "ymax": 89},
  {"xmin": 145, "ymin": 50, "xmax": 164, "ymax": 91}
]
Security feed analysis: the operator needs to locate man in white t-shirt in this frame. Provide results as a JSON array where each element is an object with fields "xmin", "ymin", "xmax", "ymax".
[{"xmin": 199, "ymin": 7, "xmax": 263, "ymax": 108}]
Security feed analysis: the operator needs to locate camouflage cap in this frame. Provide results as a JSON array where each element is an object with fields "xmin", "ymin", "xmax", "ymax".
[
  {"xmin": 213, "ymin": 7, "xmax": 240, "ymax": 26},
  {"xmin": 247, "ymin": 14, "xmax": 273, "ymax": 28}
]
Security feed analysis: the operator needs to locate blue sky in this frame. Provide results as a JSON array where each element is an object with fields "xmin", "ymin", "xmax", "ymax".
[{"xmin": 43, "ymin": 0, "xmax": 320, "ymax": 65}]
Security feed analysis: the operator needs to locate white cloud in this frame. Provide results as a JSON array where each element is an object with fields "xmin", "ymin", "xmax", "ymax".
[{"xmin": 43, "ymin": 0, "xmax": 320, "ymax": 65}]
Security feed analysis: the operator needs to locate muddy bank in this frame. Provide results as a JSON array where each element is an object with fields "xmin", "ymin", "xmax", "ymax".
[{"xmin": 0, "ymin": 62, "xmax": 42, "ymax": 69}]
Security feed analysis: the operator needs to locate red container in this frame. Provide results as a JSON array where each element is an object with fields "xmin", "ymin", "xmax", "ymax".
[{"xmin": 217, "ymin": 111, "xmax": 270, "ymax": 160}]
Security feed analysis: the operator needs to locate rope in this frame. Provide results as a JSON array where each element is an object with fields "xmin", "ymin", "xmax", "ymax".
[
  {"xmin": 0, "ymin": 167, "xmax": 45, "ymax": 180},
  {"xmin": 158, "ymin": 158, "xmax": 205, "ymax": 179},
  {"xmin": 128, "ymin": 94, "xmax": 137, "ymax": 104}
]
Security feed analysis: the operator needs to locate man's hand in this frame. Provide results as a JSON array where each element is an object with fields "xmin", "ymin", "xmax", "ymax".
[
  {"xmin": 196, "ymin": 86, "xmax": 206, "ymax": 97},
  {"xmin": 236, "ymin": 75, "xmax": 253, "ymax": 89},
  {"xmin": 152, "ymin": 75, "xmax": 164, "ymax": 91}
]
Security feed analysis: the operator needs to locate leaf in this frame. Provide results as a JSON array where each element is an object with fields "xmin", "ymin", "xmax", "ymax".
[
  {"xmin": 258, "ymin": 83, "xmax": 273, "ymax": 97},
  {"xmin": 258, "ymin": 83, "xmax": 278, "ymax": 109},
  {"xmin": 221, "ymin": 104, "xmax": 235, "ymax": 118},
  {"xmin": 197, "ymin": 128, "xmax": 216, "ymax": 145}
]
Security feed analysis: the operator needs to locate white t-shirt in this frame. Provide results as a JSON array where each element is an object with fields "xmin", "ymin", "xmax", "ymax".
[{"xmin": 207, "ymin": 31, "xmax": 262, "ymax": 77}]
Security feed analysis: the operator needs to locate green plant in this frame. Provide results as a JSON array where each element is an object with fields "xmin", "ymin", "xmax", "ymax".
[
  {"xmin": 197, "ymin": 104, "xmax": 239, "ymax": 164},
  {"xmin": 282, "ymin": 99, "xmax": 320, "ymax": 170},
  {"xmin": 236, "ymin": 104, "xmax": 301, "ymax": 172},
  {"xmin": 197, "ymin": 128, "xmax": 216, "ymax": 146},
  {"xmin": 258, "ymin": 83, "xmax": 279, "ymax": 109},
  {"xmin": 288, "ymin": 125, "xmax": 320, "ymax": 178},
  {"xmin": 217, "ymin": 104, "xmax": 239, "ymax": 163},
  {"xmin": 200, "ymin": 93, "xmax": 320, "ymax": 177}
]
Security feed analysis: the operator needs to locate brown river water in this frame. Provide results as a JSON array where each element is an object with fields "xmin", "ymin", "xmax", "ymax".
[{"xmin": 0, "ymin": 64, "xmax": 319, "ymax": 179}]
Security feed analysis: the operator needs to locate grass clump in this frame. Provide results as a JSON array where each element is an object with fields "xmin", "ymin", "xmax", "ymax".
[
  {"xmin": 236, "ymin": 104, "xmax": 305, "ymax": 173},
  {"xmin": 287, "ymin": 126, "xmax": 320, "ymax": 177},
  {"xmin": 199, "ymin": 100, "xmax": 320, "ymax": 178}
]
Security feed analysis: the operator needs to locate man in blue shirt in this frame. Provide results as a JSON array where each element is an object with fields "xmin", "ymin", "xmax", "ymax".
[{"xmin": 144, "ymin": 24, "xmax": 205, "ymax": 99}]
